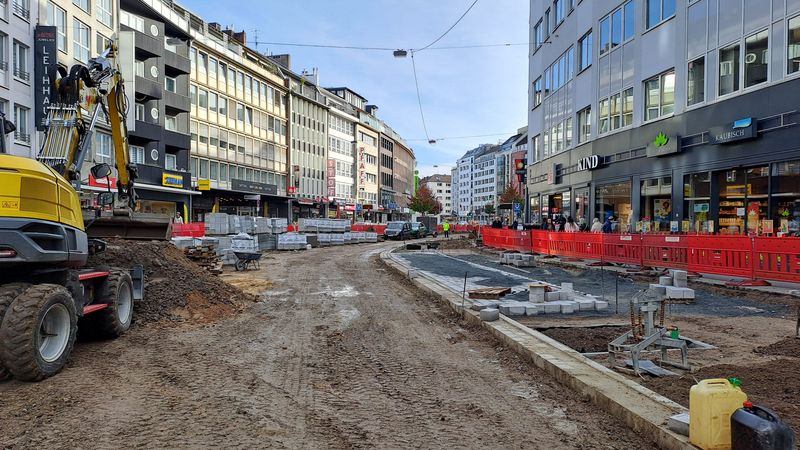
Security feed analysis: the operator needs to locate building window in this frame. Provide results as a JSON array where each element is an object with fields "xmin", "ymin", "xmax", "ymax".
[
  {"xmin": 165, "ymin": 76, "xmax": 176, "ymax": 93},
  {"xmin": 534, "ymin": 20, "xmax": 544, "ymax": 47},
  {"xmin": 744, "ymin": 30, "xmax": 768, "ymax": 88},
  {"xmin": 47, "ymin": 2, "xmax": 67, "ymax": 52},
  {"xmin": 73, "ymin": 0, "xmax": 89, "ymax": 13},
  {"xmin": 577, "ymin": 107, "xmax": 591, "ymax": 143},
  {"xmin": 97, "ymin": 34, "xmax": 111, "ymax": 54},
  {"xmin": 622, "ymin": 87, "xmax": 633, "ymax": 127},
  {"xmin": 554, "ymin": 0, "xmax": 565, "ymax": 25},
  {"xmin": 13, "ymin": 104, "xmax": 29, "ymax": 144},
  {"xmin": 135, "ymin": 102, "xmax": 144, "ymax": 121},
  {"xmin": 598, "ymin": 98, "xmax": 609, "ymax": 133},
  {"xmin": 611, "ymin": 8, "xmax": 622, "ymax": 50},
  {"xmin": 120, "ymin": 10, "xmax": 144, "ymax": 33},
  {"xmin": 11, "ymin": 0, "xmax": 31, "ymax": 20},
  {"xmin": 130, "ymin": 145, "xmax": 145, "ymax": 164},
  {"xmin": 73, "ymin": 18, "xmax": 90, "ymax": 63},
  {"xmin": 12, "ymin": 40, "xmax": 29, "ymax": 82},
  {"xmin": 600, "ymin": 15, "xmax": 610, "ymax": 55},
  {"xmin": 644, "ymin": 70, "xmax": 675, "ymax": 121},
  {"xmin": 687, "ymin": 57, "xmax": 705, "ymax": 106},
  {"xmin": 578, "ymin": 30, "xmax": 592, "ymax": 70},
  {"xmin": 623, "ymin": 1, "xmax": 635, "ymax": 41},
  {"xmin": 165, "ymin": 115, "xmax": 177, "ymax": 131},
  {"xmin": 165, "ymin": 154, "xmax": 177, "ymax": 171},
  {"xmin": 646, "ymin": 0, "xmax": 676, "ymax": 29},
  {"xmin": 96, "ymin": 0, "xmax": 112, "ymax": 28},
  {"xmin": 789, "ymin": 15, "xmax": 800, "ymax": 74},
  {"xmin": 719, "ymin": 42, "xmax": 740, "ymax": 96},
  {"xmin": 198, "ymin": 88, "xmax": 207, "ymax": 109},
  {"xmin": 533, "ymin": 77, "xmax": 542, "ymax": 107},
  {"xmin": 95, "ymin": 132, "xmax": 112, "ymax": 162}
]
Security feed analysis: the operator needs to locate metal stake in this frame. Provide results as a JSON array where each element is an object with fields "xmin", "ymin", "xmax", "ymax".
[
  {"xmin": 600, "ymin": 264, "xmax": 605, "ymax": 301},
  {"xmin": 615, "ymin": 275, "xmax": 619, "ymax": 314},
  {"xmin": 796, "ymin": 306, "xmax": 799, "ymax": 338},
  {"xmin": 461, "ymin": 271, "xmax": 468, "ymax": 314}
]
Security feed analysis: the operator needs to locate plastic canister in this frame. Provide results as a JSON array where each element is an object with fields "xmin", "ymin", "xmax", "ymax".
[
  {"xmin": 731, "ymin": 402, "xmax": 796, "ymax": 450},
  {"xmin": 690, "ymin": 378, "xmax": 748, "ymax": 450}
]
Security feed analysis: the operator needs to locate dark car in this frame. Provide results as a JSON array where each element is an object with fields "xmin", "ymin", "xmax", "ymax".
[
  {"xmin": 410, "ymin": 222, "xmax": 433, "ymax": 239},
  {"xmin": 384, "ymin": 221, "xmax": 411, "ymax": 240}
]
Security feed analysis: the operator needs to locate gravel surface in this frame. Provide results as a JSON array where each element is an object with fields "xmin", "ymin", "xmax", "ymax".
[{"xmin": 0, "ymin": 242, "xmax": 651, "ymax": 449}]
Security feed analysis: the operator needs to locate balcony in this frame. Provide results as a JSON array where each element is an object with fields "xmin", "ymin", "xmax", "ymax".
[
  {"xmin": 134, "ymin": 76, "xmax": 163, "ymax": 99},
  {"xmin": 163, "ymin": 129, "xmax": 190, "ymax": 149},
  {"xmin": 163, "ymin": 50, "xmax": 190, "ymax": 75},
  {"xmin": 13, "ymin": 68, "xmax": 29, "ymax": 82},
  {"xmin": 133, "ymin": 32, "xmax": 161, "ymax": 58},
  {"xmin": 11, "ymin": 1, "xmax": 29, "ymax": 20},
  {"xmin": 132, "ymin": 119, "xmax": 161, "ymax": 140},
  {"xmin": 163, "ymin": 90, "xmax": 190, "ymax": 112}
]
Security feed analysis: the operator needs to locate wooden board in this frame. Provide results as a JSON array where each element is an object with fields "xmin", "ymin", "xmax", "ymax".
[{"xmin": 468, "ymin": 287, "xmax": 512, "ymax": 299}]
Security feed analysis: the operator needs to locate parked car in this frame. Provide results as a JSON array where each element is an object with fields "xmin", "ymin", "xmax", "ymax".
[
  {"xmin": 410, "ymin": 222, "xmax": 429, "ymax": 239},
  {"xmin": 384, "ymin": 221, "xmax": 412, "ymax": 240}
]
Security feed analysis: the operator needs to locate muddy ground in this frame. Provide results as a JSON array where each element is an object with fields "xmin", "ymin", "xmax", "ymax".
[
  {"xmin": 0, "ymin": 242, "xmax": 650, "ymax": 449},
  {"xmin": 538, "ymin": 326, "xmax": 627, "ymax": 353}
]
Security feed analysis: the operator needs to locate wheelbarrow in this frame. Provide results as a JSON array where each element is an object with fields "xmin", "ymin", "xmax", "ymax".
[{"xmin": 233, "ymin": 250, "xmax": 263, "ymax": 271}]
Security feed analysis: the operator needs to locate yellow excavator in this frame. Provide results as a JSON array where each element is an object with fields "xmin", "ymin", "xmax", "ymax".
[{"xmin": 0, "ymin": 38, "xmax": 170, "ymax": 381}]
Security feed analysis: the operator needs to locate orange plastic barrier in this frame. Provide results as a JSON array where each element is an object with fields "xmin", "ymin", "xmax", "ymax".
[
  {"xmin": 530, "ymin": 230, "xmax": 550, "ymax": 254},
  {"xmin": 548, "ymin": 232, "xmax": 578, "ymax": 258},
  {"xmin": 171, "ymin": 223, "xmax": 205, "ymax": 238},
  {"xmin": 687, "ymin": 235, "xmax": 754, "ymax": 279},
  {"xmin": 753, "ymin": 237, "xmax": 800, "ymax": 283},
  {"xmin": 573, "ymin": 233, "xmax": 604, "ymax": 260},
  {"xmin": 642, "ymin": 234, "xmax": 688, "ymax": 269},
  {"xmin": 602, "ymin": 234, "xmax": 643, "ymax": 266}
]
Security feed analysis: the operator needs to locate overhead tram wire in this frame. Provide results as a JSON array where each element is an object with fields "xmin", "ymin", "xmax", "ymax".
[
  {"xmin": 247, "ymin": 41, "xmax": 525, "ymax": 52},
  {"xmin": 412, "ymin": 0, "xmax": 481, "ymax": 53},
  {"xmin": 406, "ymin": 132, "xmax": 519, "ymax": 142}
]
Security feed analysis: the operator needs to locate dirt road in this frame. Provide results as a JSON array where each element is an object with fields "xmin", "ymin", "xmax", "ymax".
[{"xmin": 0, "ymin": 242, "xmax": 649, "ymax": 449}]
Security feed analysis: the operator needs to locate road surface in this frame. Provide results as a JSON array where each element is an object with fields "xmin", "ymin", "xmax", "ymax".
[{"xmin": 0, "ymin": 242, "xmax": 649, "ymax": 449}]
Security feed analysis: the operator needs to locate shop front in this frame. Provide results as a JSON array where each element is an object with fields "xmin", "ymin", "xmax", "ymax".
[
  {"xmin": 586, "ymin": 77, "xmax": 800, "ymax": 235},
  {"xmin": 192, "ymin": 178, "xmax": 290, "ymax": 221},
  {"xmin": 527, "ymin": 145, "xmax": 594, "ymax": 227}
]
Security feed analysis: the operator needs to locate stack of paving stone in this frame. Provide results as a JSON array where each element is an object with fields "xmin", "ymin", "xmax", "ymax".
[
  {"xmin": 649, "ymin": 270, "xmax": 694, "ymax": 300},
  {"xmin": 204, "ymin": 213, "xmax": 231, "ymax": 235},
  {"xmin": 499, "ymin": 252, "xmax": 535, "ymax": 267},
  {"xmin": 277, "ymin": 232, "xmax": 308, "ymax": 250},
  {"xmin": 473, "ymin": 281, "xmax": 608, "ymax": 318}
]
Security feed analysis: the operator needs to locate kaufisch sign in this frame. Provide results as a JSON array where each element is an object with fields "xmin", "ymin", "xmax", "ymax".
[{"xmin": 708, "ymin": 118, "xmax": 758, "ymax": 145}]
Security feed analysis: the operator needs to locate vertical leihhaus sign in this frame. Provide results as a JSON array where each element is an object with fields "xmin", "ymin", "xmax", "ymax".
[{"xmin": 34, "ymin": 26, "xmax": 58, "ymax": 131}]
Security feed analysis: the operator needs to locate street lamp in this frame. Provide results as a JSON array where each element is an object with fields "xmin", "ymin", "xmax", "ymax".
[{"xmin": 393, "ymin": 49, "xmax": 408, "ymax": 58}]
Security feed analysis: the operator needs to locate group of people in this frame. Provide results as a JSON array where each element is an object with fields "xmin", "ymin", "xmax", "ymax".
[{"xmin": 537, "ymin": 215, "xmax": 618, "ymax": 233}]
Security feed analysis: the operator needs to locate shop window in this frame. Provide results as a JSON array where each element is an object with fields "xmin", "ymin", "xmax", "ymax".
[
  {"xmin": 595, "ymin": 182, "xmax": 632, "ymax": 231},
  {"xmin": 687, "ymin": 57, "xmax": 705, "ymax": 106},
  {"xmin": 719, "ymin": 43, "xmax": 740, "ymax": 95},
  {"xmin": 744, "ymin": 30, "xmax": 768, "ymax": 88},
  {"xmin": 772, "ymin": 161, "xmax": 800, "ymax": 235},
  {"xmin": 789, "ymin": 15, "xmax": 800, "ymax": 74},
  {"xmin": 640, "ymin": 177, "xmax": 672, "ymax": 232},
  {"xmin": 717, "ymin": 167, "xmax": 769, "ymax": 234},
  {"xmin": 684, "ymin": 172, "xmax": 711, "ymax": 233}
]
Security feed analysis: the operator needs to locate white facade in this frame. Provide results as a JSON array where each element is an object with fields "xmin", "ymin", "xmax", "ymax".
[
  {"xmin": 326, "ymin": 96, "xmax": 357, "ymax": 204},
  {"xmin": 456, "ymin": 154, "xmax": 474, "ymax": 218},
  {"xmin": 421, "ymin": 174, "xmax": 452, "ymax": 216},
  {"xmin": 454, "ymin": 144, "xmax": 500, "ymax": 219},
  {"xmin": 1, "ymin": 0, "xmax": 37, "ymax": 157}
]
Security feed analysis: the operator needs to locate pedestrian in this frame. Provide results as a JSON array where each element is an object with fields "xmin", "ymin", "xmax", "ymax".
[
  {"xmin": 578, "ymin": 216, "xmax": 588, "ymax": 232},
  {"xmin": 558, "ymin": 215, "xmax": 567, "ymax": 232},
  {"xmin": 564, "ymin": 216, "xmax": 579, "ymax": 232},
  {"xmin": 591, "ymin": 218, "xmax": 603, "ymax": 233},
  {"xmin": 547, "ymin": 218, "xmax": 555, "ymax": 231},
  {"xmin": 443, "ymin": 220, "xmax": 450, "ymax": 238},
  {"xmin": 602, "ymin": 216, "xmax": 613, "ymax": 233},
  {"xmin": 511, "ymin": 219, "xmax": 519, "ymax": 230},
  {"xmin": 174, "ymin": 211, "xmax": 184, "ymax": 224}
]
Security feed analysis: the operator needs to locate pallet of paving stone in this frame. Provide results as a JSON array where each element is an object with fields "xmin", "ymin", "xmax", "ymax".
[
  {"xmin": 183, "ymin": 245, "xmax": 223, "ymax": 275},
  {"xmin": 468, "ymin": 287, "xmax": 512, "ymax": 299}
]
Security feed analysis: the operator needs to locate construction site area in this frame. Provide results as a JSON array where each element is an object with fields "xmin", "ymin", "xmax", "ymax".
[{"xmin": 0, "ymin": 230, "xmax": 797, "ymax": 449}]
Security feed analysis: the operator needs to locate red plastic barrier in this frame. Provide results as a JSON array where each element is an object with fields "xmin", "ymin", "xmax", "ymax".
[
  {"xmin": 641, "ymin": 234, "xmax": 688, "ymax": 269},
  {"xmin": 548, "ymin": 232, "xmax": 578, "ymax": 258},
  {"xmin": 573, "ymin": 233, "xmax": 604, "ymax": 260},
  {"xmin": 171, "ymin": 222, "xmax": 205, "ymax": 238},
  {"xmin": 753, "ymin": 237, "xmax": 800, "ymax": 283},
  {"xmin": 602, "ymin": 234, "xmax": 643, "ymax": 266},
  {"xmin": 530, "ymin": 230, "xmax": 550, "ymax": 254},
  {"xmin": 687, "ymin": 235, "xmax": 754, "ymax": 279}
]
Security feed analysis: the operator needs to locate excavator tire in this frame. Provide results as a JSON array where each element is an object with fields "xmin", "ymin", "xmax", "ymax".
[
  {"xmin": 84, "ymin": 271, "xmax": 133, "ymax": 339},
  {"xmin": 0, "ymin": 283, "xmax": 32, "ymax": 381},
  {"xmin": 0, "ymin": 284, "xmax": 77, "ymax": 382}
]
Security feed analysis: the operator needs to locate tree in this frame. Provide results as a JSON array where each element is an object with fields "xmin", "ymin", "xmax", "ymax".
[
  {"xmin": 484, "ymin": 204, "xmax": 496, "ymax": 215},
  {"xmin": 499, "ymin": 184, "xmax": 524, "ymax": 205},
  {"xmin": 407, "ymin": 184, "xmax": 442, "ymax": 215}
]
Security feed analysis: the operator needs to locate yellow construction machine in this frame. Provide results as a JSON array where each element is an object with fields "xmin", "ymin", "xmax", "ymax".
[{"xmin": 0, "ymin": 38, "xmax": 168, "ymax": 381}]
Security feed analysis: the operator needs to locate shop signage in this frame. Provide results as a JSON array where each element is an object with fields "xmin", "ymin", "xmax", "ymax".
[
  {"xmin": 345, "ymin": 204, "xmax": 356, "ymax": 212},
  {"xmin": 162, "ymin": 173, "xmax": 184, "ymax": 188},
  {"xmin": 34, "ymin": 26, "xmax": 58, "ymax": 131},
  {"xmin": 359, "ymin": 147, "xmax": 367, "ymax": 185},
  {"xmin": 326, "ymin": 159, "xmax": 336, "ymax": 198},
  {"xmin": 287, "ymin": 186, "xmax": 297, "ymax": 195},
  {"xmin": 89, "ymin": 174, "xmax": 117, "ymax": 189},
  {"xmin": 231, "ymin": 178, "xmax": 278, "ymax": 195},
  {"xmin": 197, "ymin": 179, "xmax": 211, "ymax": 191},
  {"xmin": 244, "ymin": 194, "xmax": 260, "ymax": 201},
  {"xmin": 363, "ymin": 204, "xmax": 373, "ymax": 210},
  {"xmin": 576, "ymin": 155, "xmax": 600, "ymax": 171},
  {"xmin": 388, "ymin": 202, "xmax": 398, "ymax": 210},
  {"xmin": 708, "ymin": 118, "xmax": 757, "ymax": 145},
  {"xmin": 646, "ymin": 132, "xmax": 681, "ymax": 157}
]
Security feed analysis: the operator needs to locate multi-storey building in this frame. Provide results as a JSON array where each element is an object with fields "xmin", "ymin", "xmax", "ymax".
[
  {"xmin": 390, "ymin": 129, "xmax": 414, "ymax": 212},
  {"xmin": 322, "ymin": 86, "xmax": 357, "ymax": 218},
  {"xmin": 528, "ymin": 0, "xmax": 800, "ymax": 234},
  {"xmin": 420, "ymin": 174, "xmax": 453, "ymax": 217},
  {"xmin": 2, "ymin": 0, "xmax": 37, "ymax": 157},
  {"xmin": 354, "ymin": 121, "xmax": 380, "ymax": 219},
  {"xmin": 496, "ymin": 127, "xmax": 529, "ymax": 208},
  {"xmin": 450, "ymin": 166, "xmax": 459, "ymax": 218},
  {"xmin": 174, "ymin": 7, "xmax": 289, "ymax": 220},
  {"xmin": 119, "ymin": 0, "xmax": 194, "ymax": 217},
  {"xmin": 455, "ymin": 143, "xmax": 499, "ymax": 220}
]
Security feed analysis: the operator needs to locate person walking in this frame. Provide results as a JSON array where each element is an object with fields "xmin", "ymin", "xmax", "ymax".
[
  {"xmin": 564, "ymin": 216, "xmax": 579, "ymax": 232},
  {"xmin": 442, "ymin": 220, "xmax": 450, "ymax": 238},
  {"xmin": 590, "ymin": 218, "xmax": 603, "ymax": 233}
]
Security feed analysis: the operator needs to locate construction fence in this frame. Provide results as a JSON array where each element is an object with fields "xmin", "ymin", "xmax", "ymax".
[{"xmin": 480, "ymin": 228, "xmax": 800, "ymax": 285}]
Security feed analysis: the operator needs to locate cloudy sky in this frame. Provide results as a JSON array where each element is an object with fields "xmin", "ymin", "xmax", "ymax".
[{"xmin": 179, "ymin": 0, "xmax": 530, "ymax": 177}]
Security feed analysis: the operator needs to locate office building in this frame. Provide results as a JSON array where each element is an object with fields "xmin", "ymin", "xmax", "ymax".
[
  {"xmin": 420, "ymin": 174, "xmax": 453, "ymax": 217},
  {"xmin": 1, "ymin": 0, "xmax": 37, "ymax": 157}
]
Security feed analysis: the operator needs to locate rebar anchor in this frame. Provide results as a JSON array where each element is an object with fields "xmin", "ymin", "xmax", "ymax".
[{"xmin": 607, "ymin": 288, "xmax": 690, "ymax": 375}]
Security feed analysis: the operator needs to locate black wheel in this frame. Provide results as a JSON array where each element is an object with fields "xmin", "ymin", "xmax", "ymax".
[
  {"xmin": 0, "ymin": 283, "xmax": 32, "ymax": 381},
  {"xmin": 235, "ymin": 260, "xmax": 245, "ymax": 271},
  {"xmin": 0, "ymin": 284, "xmax": 77, "ymax": 381},
  {"xmin": 87, "ymin": 271, "xmax": 134, "ymax": 339}
]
